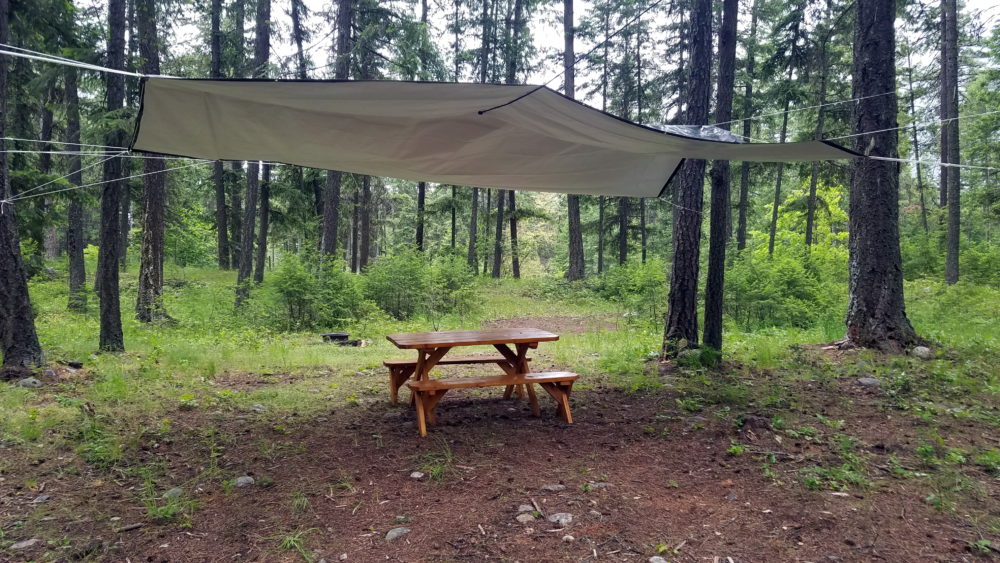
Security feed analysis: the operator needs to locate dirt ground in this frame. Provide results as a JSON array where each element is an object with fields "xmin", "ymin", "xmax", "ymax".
[{"xmin": 2, "ymin": 326, "xmax": 998, "ymax": 562}]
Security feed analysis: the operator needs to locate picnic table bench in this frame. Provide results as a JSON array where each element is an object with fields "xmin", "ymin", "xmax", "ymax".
[{"xmin": 385, "ymin": 328, "xmax": 578, "ymax": 436}]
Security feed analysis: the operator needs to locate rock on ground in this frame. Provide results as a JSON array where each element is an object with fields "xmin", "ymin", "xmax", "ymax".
[
  {"xmin": 911, "ymin": 346, "xmax": 932, "ymax": 360},
  {"xmin": 547, "ymin": 513, "xmax": 573, "ymax": 526},
  {"xmin": 164, "ymin": 488, "xmax": 183, "ymax": 499},
  {"xmin": 233, "ymin": 476, "xmax": 255, "ymax": 488},
  {"xmin": 517, "ymin": 504, "xmax": 534, "ymax": 513},
  {"xmin": 857, "ymin": 377, "xmax": 881, "ymax": 387},
  {"xmin": 11, "ymin": 538, "xmax": 41, "ymax": 550},
  {"xmin": 15, "ymin": 377, "xmax": 42, "ymax": 388},
  {"xmin": 515, "ymin": 513, "xmax": 535, "ymax": 524},
  {"xmin": 540, "ymin": 484, "xmax": 565, "ymax": 492},
  {"xmin": 409, "ymin": 471, "xmax": 425, "ymax": 480},
  {"xmin": 385, "ymin": 527, "xmax": 410, "ymax": 542}
]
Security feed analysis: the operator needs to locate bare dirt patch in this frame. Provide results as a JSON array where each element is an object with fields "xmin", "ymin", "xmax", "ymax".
[{"xmin": 3, "ymin": 380, "xmax": 996, "ymax": 562}]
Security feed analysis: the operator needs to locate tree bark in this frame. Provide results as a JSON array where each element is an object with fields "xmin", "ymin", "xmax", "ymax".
[
  {"xmin": 322, "ymin": 0, "xmax": 352, "ymax": 257},
  {"xmin": 941, "ymin": 0, "xmax": 960, "ymax": 284},
  {"xmin": 135, "ymin": 0, "xmax": 167, "ymax": 323},
  {"xmin": 211, "ymin": 0, "xmax": 229, "ymax": 269},
  {"xmin": 236, "ymin": 0, "xmax": 269, "ymax": 305},
  {"xmin": 563, "ymin": 0, "xmax": 584, "ymax": 280},
  {"xmin": 416, "ymin": 182, "xmax": 426, "ymax": 250},
  {"xmin": 736, "ymin": 3, "xmax": 757, "ymax": 251},
  {"xmin": 65, "ymin": 67, "xmax": 86, "ymax": 312},
  {"xmin": 845, "ymin": 0, "xmax": 920, "ymax": 352},
  {"xmin": 229, "ymin": 161, "xmax": 242, "ymax": 268},
  {"xmin": 805, "ymin": 11, "xmax": 832, "ymax": 248},
  {"xmin": 703, "ymin": 0, "xmax": 737, "ymax": 352},
  {"xmin": 350, "ymin": 184, "xmax": 359, "ymax": 272},
  {"xmin": 491, "ymin": 189, "xmax": 505, "ymax": 278},
  {"xmin": 0, "ymin": 0, "xmax": 44, "ymax": 367},
  {"xmin": 617, "ymin": 197, "xmax": 629, "ymax": 265},
  {"xmin": 663, "ymin": 0, "xmax": 711, "ymax": 353},
  {"xmin": 322, "ymin": 170, "xmax": 342, "ymax": 256},
  {"xmin": 768, "ymin": 87, "xmax": 792, "ymax": 257},
  {"xmin": 597, "ymin": 196, "xmax": 605, "ymax": 273},
  {"xmin": 467, "ymin": 187, "xmax": 478, "ymax": 268},
  {"xmin": 253, "ymin": 164, "xmax": 270, "ymax": 283},
  {"xmin": 905, "ymin": 43, "xmax": 929, "ymax": 234},
  {"xmin": 451, "ymin": 185, "xmax": 457, "ymax": 249},
  {"xmin": 39, "ymin": 79, "xmax": 60, "ymax": 260},
  {"xmin": 508, "ymin": 189, "xmax": 520, "ymax": 278},
  {"xmin": 98, "ymin": 0, "xmax": 127, "ymax": 351},
  {"xmin": 359, "ymin": 175, "xmax": 371, "ymax": 270}
]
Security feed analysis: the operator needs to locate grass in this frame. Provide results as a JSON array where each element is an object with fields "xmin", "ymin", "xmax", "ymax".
[{"xmin": 3, "ymin": 264, "xmax": 999, "ymax": 553}]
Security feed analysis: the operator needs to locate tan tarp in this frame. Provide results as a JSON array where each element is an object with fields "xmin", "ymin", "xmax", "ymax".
[{"xmin": 131, "ymin": 79, "xmax": 857, "ymax": 197}]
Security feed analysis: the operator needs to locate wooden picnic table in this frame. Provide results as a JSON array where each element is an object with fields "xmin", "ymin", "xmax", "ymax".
[{"xmin": 384, "ymin": 328, "xmax": 578, "ymax": 436}]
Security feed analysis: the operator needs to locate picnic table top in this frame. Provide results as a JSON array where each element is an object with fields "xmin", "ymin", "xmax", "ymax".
[{"xmin": 385, "ymin": 328, "xmax": 559, "ymax": 349}]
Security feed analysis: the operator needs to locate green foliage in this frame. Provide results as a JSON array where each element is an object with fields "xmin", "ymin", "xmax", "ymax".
[
  {"xmin": 362, "ymin": 249, "xmax": 477, "ymax": 320},
  {"xmin": 593, "ymin": 259, "xmax": 667, "ymax": 322},
  {"xmin": 267, "ymin": 255, "xmax": 369, "ymax": 330},
  {"xmin": 726, "ymin": 250, "xmax": 843, "ymax": 330}
]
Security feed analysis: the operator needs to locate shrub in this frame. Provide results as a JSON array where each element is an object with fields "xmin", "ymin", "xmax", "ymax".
[
  {"xmin": 267, "ymin": 255, "xmax": 367, "ymax": 330},
  {"xmin": 594, "ymin": 259, "xmax": 667, "ymax": 322},
  {"xmin": 362, "ymin": 249, "xmax": 430, "ymax": 319}
]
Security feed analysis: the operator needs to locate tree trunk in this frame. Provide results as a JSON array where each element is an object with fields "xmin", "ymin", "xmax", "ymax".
[
  {"xmin": 508, "ymin": 189, "xmax": 520, "ymax": 278},
  {"xmin": 235, "ymin": 162, "xmax": 258, "ymax": 305},
  {"xmin": 322, "ymin": 170, "xmax": 342, "ymax": 256},
  {"xmin": 736, "ymin": 5, "xmax": 757, "ymax": 251},
  {"xmin": 467, "ymin": 187, "xmax": 478, "ymax": 268},
  {"xmin": 236, "ymin": 0, "xmax": 269, "ymax": 305},
  {"xmin": 905, "ymin": 44, "xmax": 929, "ymax": 234},
  {"xmin": 350, "ymin": 184, "xmax": 359, "ymax": 272},
  {"xmin": 39, "ymin": 79, "xmax": 60, "ymax": 260},
  {"xmin": 416, "ymin": 182, "xmax": 426, "ymax": 250},
  {"xmin": 563, "ymin": 0, "xmax": 584, "ymax": 280},
  {"xmin": 359, "ymin": 175, "xmax": 371, "ymax": 270},
  {"xmin": 597, "ymin": 196, "xmax": 605, "ymax": 273},
  {"xmin": 0, "ymin": 0, "xmax": 44, "ymax": 367},
  {"xmin": 703, "ymin": 0, "xmax": 737, "ymax": 352},
  {"xmin": 451, "ymin": 186, "xmax": 457, "ymax": 249},
  {"xmin": 768, "ymin": 86, "xmax": 792, "ymax": 257},
  {"xmin": 806, "ymin": 18, "xmax": 831, "ymax": 248},
  {"xmin": 136, "ymin": 0, "xmax": 167, "ymax": 323},
  {"xmin": 211, "ymin": 0, "xmax": 229, "ymax": 269},
  {"xmin": 617, "ymin": 197, "xmax": 629, "ymax": 265},
  {"xmin": 253, "ymin": 164, "xmax": 271, "ymax": 283},
  {"xmin": 229, "ymin": 161, "xmax": 242, "ymax": 268},
  {"xmin": 492, "ymin": 189, "xmax": 505, "ymax": 278},
  {"xmin": 482, "ymin": 189, "xmax": 491, "ymax": 275},
  {"xmin": 640, "ymin": 199, "xmax": 647, "ymax": 264},
  {"xmin": 941, "ymin": 0, "xmax": 960, "ymax": 284},
  {"xmin": 663, "ymin": 0, "xmax": 711, "ymax": 353},
  {"xmin": 65, "ymin": 67, "xmax": 86, "ymax": 312},
  {"xmin": 845, "ymin": 0, "xmax": 920, "ymax": 352},
  {"xmin": 97, "ymin": 0, "xmax": 127, "ymax": 351},
  {"xmin": 119, "ymin": 175, "xmax": 130, "ymax": 270}
]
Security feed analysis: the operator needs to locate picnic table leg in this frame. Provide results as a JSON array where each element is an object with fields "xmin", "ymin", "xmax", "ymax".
[
  {"xmin": 413, "ymin": 390, "xmax": 429, "ymax": 437},
  {"xmin": 539, "ymin": 382, "xmax": 574, "ymax": 424},
  {"xmin": 424, "ymin": 389, "xmax": 448, "ymax": 425},
  {"xmin": 389, "ymin": 365, "xmax": 415, "ymax": 405}
]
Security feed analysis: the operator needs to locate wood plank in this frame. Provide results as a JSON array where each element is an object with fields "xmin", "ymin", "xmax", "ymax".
[
  {"xmin": 383, "ymin": 355, "xmax": 530, "ymax": 367},
  {"xmin": 386, "ymin": 328, "xmax": 559, "ymax": 349},
  {"xmin": 408, "ymin": 372, "xmax": 578, "ymax": 391}
]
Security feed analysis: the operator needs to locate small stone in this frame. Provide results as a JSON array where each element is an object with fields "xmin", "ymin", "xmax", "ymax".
[
  {"xmin": 725, "ymin": 492, "xmax": 738, "ymax": 502},
  {"xmin": 385, "ymin": 527, "xmax": 410, "ymax": 542},
  {"xmin": 31, "ymin": 494, "xmax": 51, "ymax": 504},
  {"xmin": 649, "ymin": 557, "xmax": 669, "ymax": 563},
  {"xmin": 589, "ymin": 510, "xmax": 603, "ymax": 519},
  {"xmin": 11, "ymin": 538, "xmax": 40, "ymax": 550},
  {"xmin": 911, "ymin": 346, "xmax": 932, "ymax": 360},
  {"xmin": 586, "ymin": 482, "xmax": 613, "ymax": 490},
  {"xmin": 541, "ymin": 484, "xmax": 566, "ymax": 492},
  {"xmin": 163, "ymin": 488, "xmax": 183, "ymax": 499},
  {"xmin": 251, "ymin": 404, "xmax": 267, "ymax": 412},
  {"xmin": 517, "ymin": 504, "xmax": 534, "ymax": 513},
  {"xmin": 43, "ymin": 369, "xmax": 57, "ymax": 378},
  {"xmin": 562, "ymin": 535, "xmax": 575, "ymax": 542},
  {"xmin": 857, "ymin": 377, "xmax": 881, "ymax": 387},
  {"xmin": 515, "ymin": 513, "xmax": 536, "ymax": 524},
  {"xmin": 410, "ymin": 471, "xmax": 425, "ymax": 480},
  {"xmin": 339, "ymin": 554, "xmax": 348, "ymax": 561},
  {"xmin": 15, "ymin": 377, "xmax": 42, "ymax": 388},
  {"xmin": 547, "ymin": 512, "xmax": 573, "ymax": 526},
  {"xmin": 233, "ymin": 476, "xmax": 255, "ymax": 488}
]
